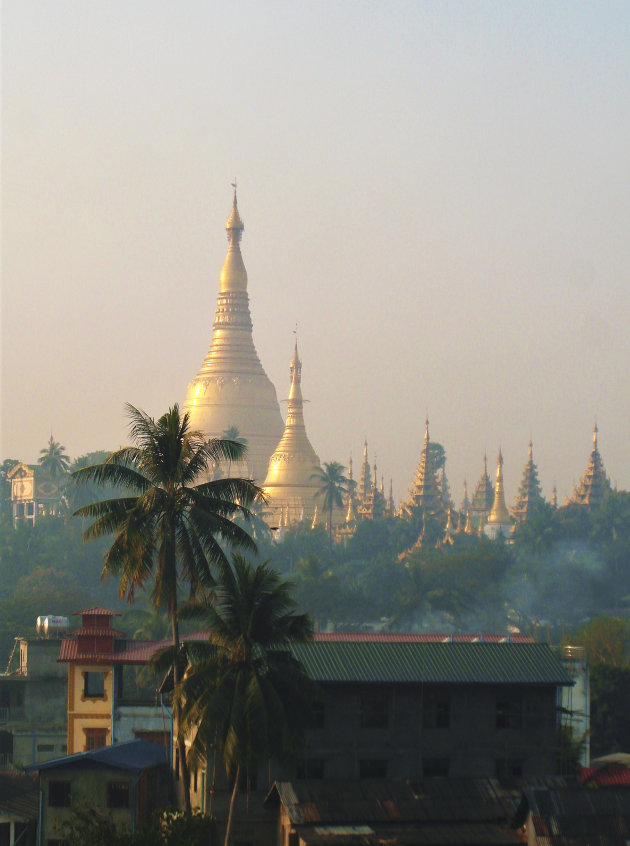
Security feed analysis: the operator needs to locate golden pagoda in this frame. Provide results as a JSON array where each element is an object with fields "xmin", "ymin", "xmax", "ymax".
[
  {"xmin": 356, "ymin": 440, "xmax": 372, "ymax": 504},
  {"xmin": 182, "ymin": 189, "xmax": 284, "ymax": 481},
  {"xmin": 262, "ymin": 340, "xmax": 321, "ymax": 527},
  {"xmin": 511, "ymin": 441, "xmax": 545, "ymax": 523},
  {"xmin": 571, "ymin": 424, "xmax": 611, "ymax": 510},
  {"xmin": 469, "ymin": 454, "xmax": 494, "ymax": 531},
  {"xmin": 484, "ymin": 450, "xmax": 512, "ymax": 539},
  {"xmin": 401, "ymin": 418, "xmax": 446, "ymax": 531}
]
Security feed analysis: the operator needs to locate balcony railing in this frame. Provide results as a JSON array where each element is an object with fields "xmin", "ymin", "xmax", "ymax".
[{"xmin": 0, "ymin": 707, "xmax": 8, "ymax": 722}]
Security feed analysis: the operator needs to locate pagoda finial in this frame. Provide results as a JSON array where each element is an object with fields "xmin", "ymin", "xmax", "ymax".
[
  {"xmin": 593, "ymin": 421, "xmax": 598, "ymax": 449},
  {"xmin": 424, "ymin": 415, "xmax": 430, "ymax": 445},
  {"xmin": 486, "ymin": 448, "xmax": 511, "ymax": 531}
]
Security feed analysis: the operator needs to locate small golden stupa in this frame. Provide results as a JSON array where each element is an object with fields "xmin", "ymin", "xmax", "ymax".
[
  {"xmin": 484, "ymin": 449, "xmax": 512, "ymax": 539},
  {"xmin": 262, "ymin": 340, "xmax": 322, "ymax": 527},
  {"xmin": 182, "ymin": 188, "xmax": 284, "ymax": 481}
]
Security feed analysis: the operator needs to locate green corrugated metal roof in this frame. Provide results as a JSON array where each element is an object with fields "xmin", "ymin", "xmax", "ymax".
[{"xmin": 287, "ymin": 641, "xmax": 572, "ymax": 685}]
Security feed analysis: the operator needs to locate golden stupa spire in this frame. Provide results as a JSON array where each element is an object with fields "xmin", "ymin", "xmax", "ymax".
[
  {"xmin": 485, "ymin": 449, "xmax": 512, "ymax": 537},
  {"xmin": 262, "ymin": 337, "xmax": 321, "ymax": 526},
  {"xmin": 220, "ymin": 181, "xmax": 247, "ymax": 293},
  {"xmin": 183, "ymin": 186, "xmax": 284, "ymax": 481}
]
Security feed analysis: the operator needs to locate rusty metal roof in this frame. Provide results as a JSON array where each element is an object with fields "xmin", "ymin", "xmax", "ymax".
[
  {"xmin": 268, "ymin": 778, "xmax": 523, "ymax": 825},
  {"xmin": 524, "ymin": 784, "xmax": 630, "ymax": 844}
]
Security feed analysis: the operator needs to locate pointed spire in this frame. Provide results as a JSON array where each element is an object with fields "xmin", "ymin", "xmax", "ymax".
[
  {"xmin": 512, "ymin": 440, "xmax": 545, "ymax": 523},
  {"xmin": 262, "ymin": 337, "xmax": 321, "ymax": 526},
  {"xmin": 485, "ymin": 449, "xmax": 512, "ymax": 537},
  {"xmin": 551, "ymin": 485, "xmax": 558, "ymax": 509},
  {"xmin": 402, "ymin": 416, "xmax": 446, "ymax": 532},
  {"xmin": 572, "ymin": 423, "xmax": 611, "ymax": 510},
  {"xmin": 357, "ymin": 439, "xmax": 372, "ymax": 502},
  {"xmin": 311, "ymin": 504, "xmax": 319, "ymax": 530},
  {"xmin": 470, "ymin": 453, "xmax": 494, "ymax": 531}
]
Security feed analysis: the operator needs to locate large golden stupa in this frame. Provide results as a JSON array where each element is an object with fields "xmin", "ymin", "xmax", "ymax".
[{"xmin": 182, "ymin": 189, "xmax": 284, "ymax": 481}]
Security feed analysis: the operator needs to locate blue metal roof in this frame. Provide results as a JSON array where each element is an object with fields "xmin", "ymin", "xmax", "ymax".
[{"xmin": 25, "ymin": 739, "xmax": 168, "ymax": 774}]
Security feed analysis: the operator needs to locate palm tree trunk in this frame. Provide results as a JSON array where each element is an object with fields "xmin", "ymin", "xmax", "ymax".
[
  {"xmin": 224, "ymin": 763, "xmax": 240, "ymax": 846},
  {"xmin": 172, "ymin": 605, "xmax": 192, "ymax": 814}
]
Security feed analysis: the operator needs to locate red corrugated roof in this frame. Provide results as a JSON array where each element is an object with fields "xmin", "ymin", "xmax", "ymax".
[
  {"xmin": 312, "ymin": 633, "xmax": 534, "ymax": 643},
  {"xmin": 72, "ymin": 607, "xmax": 122, "ymax": 616},
  {"xmin": 69, "ymin": 627, "xmax": 126, "ymax": 637},
  {"xmin": 580, "ymin": 766, "xmax": 630, "ymax": 786}
]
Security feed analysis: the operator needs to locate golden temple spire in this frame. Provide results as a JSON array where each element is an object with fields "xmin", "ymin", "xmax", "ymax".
[
  {"xmin": 485, "ymin": 449, "xmax": 512, "ymax": 538},
  {"xmin": 182, "ymin": 188, "xmax": 284, "ymax": 481},
  {"xmin": 512, "ymin": 440, "xmax": 544, "ymax": 524},
  {"xmin": 262, "ymin": 338, "xmax": 321, "ymax": 527},
  {"xmin": 571, "ymin": 423, "xmax": 611, "ymax": 510},
  {"xmin": 551, "ymin": 485, "xmax": 558, "ymax": 509}
]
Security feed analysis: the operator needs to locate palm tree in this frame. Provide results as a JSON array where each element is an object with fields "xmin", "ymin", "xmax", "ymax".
[
  {"xmin": 71, "ymin": 403, "xmax": 263, "ymax": 813},
  {"xmin": 310, "ymin": 461, "xmax": 348, "ymax": 540},
  {"xmin": 38, "ymin": 436, "xmax": 70, "ymax": 478},
  {"xmin": 176, "ymin": 555, "xmax": 313, "ymax": 846},
  {"xmin": 222, "ymin": 426, "xmax": 248, "ymax": 476}
]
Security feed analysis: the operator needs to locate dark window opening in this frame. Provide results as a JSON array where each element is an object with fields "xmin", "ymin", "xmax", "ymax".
[
  {"xmin": 422, "ymin": 689, "xmax": 450, "ymax": 729},
  {"xmin": 107, "ymin": 781, "xmax": 130, "ymax": 809},
  {"xmin": 296, "ymin": 758, "xmax": 325, "ymax": 779},
  {"xmin": 48, "ymin": 781, "xmax": 71, "ymax": 807},
  {"xmin": 359, "ymin": 759, "xmax": 387, "ymax": 778},
  {"xmin": 310, "ymin": 700, "xmax": 325, "ymax": 729},
  {"xmin": 238, "ymin": 767, "xmax": 257, "ymax": 793},
  {"xmin": 423, "ymin": 758, "xmax": 450, "ymax": 777},
  {"xmin": 360, "ymin": 691, "xmax": 388, "ymax": 729},
  {"xmin": 496, "ymin": 695, "xmax": 523, "ymax": 729},
  {"xmin": 496, "ymin": 758, "xmax": 523, "ymax": 778},
  {"xmin": 84, "ymin": 672, "xmax": 105, "ymax": 698}
]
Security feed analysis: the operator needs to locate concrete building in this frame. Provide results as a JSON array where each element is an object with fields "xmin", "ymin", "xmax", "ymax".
[
  {"xmin": 7, "ymin": 463, "xmax": 63, "ymax": 528},
  {"xmin": 182, "ymin": 633, "xmax": 572, "ymax": 845},
  {"xmin": 58, "ymin": 608, "xmax": 171, "ymax": 755},
  {"xmin": 0, "ymin": 636, "xmax": 67, "ymax": 769}
]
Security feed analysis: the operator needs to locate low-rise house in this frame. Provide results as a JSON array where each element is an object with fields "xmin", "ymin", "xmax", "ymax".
[
  {"xmin": 25, "ymin": 739, "xmax": 170, "ymax": 844},
  {"xmin": 0, "ymin": 770, "xmax": 38, "ymax": 846}
]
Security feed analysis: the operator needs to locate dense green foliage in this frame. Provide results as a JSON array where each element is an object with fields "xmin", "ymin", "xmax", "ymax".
[{"xmin": 55, "ymin": 808, "xmax": 215, "ymax": 846}]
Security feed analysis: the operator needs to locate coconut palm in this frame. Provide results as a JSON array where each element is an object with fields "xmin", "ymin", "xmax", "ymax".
[
  {"xmin": 310, "ymin": 461, "xmax": 348, "ymax": 540},
  {"xmin": 71, "ymin": 403, "xmax": 263, "ymax": 813},
  {"xmin": 222, "ymin": 426, "xmax": 248, "ymax": 476},
  {"xmin": 38, "ymin": 436, "xmax": 70, "ymax": 478},
  {"xmin": 176, "ymin": 554, "xmax": 313, "ymax": 846}
]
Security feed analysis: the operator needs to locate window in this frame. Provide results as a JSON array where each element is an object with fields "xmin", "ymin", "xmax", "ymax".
[
  {"xmin": 48, "ymin": 780, "xmax": 71, "ymax": 807},
  {"xmin": 496, "ymin": 695, "xmax": 523, "ymax": 729},
  {"xmin": 423, "ymin": 758, "xmax": 450, "ymax": 777},
  {"xmin": 359, "ymin": 759, "xmax": 387, "ymax": 778},
  {"xmin": 495, "ymin": 758, "xmax": 523, "ymax": 778},
  {"xmin": 310, "ymin": 700, "xmax": 325, "ymax": 729},
  {"xmin": 37, "ymin": 743, "xmax": 55, "ymax": 752},
  {"xmin": 422, "ymin": 689, "xmax": 450, "ymax": 729},
  {"xmin": 84, "ymin": 672, "xmax": 105, "ymax": 698},
  {"xmin": 84, "ymin": 728, "xmax": 107, "ymax": 751},
  {"xmin": 360, "ymin": 691, "xmax": 388, "ymax": 729},
  {"xmin": 193, "ymin": 769, "xmax": 198, "ymax": 792},
  {"xmin": 238, "ymin": 768, "xmax": 257, "ymax": 793},
  {"xmin": 47, "ymin": 840, "xmax": 68, "ymax": 846},
  {"xmin": 107, "ymin": 781, "xmax": 130, "ymax": 809},
  {"xmin": 296, "ymin": 758, "xmax": 325, "ymax": 779}
]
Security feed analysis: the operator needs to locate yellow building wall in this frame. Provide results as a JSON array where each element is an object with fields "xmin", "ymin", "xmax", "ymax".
[{"xmin": 67, "ymin": 663, "xmax": 113, "ymax": 754}]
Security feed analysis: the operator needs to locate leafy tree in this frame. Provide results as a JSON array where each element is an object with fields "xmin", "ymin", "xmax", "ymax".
[
  {"xmin": 38, "ymin": 436, "xmax": 70, "ymax": 478},
  {"xmin": 310, "ymin": 462, "xmax": 348, "ymax": 540},
  {"xmin": 590, "ymin": 664, "xmax": 630, "ymax": 757},
  {"xmin": 71, "ymin": 403, "xmax": 263, "ymax": 813},
  {"xmin": 568, "ymin": 617, "xmax": 630, "ymax": 668},
  {"xmin": 176, "ymin": 555, "xmax": 313, "ymax": 846},
  {"xmin": 56, "ymin": 807, "xmax": 215, "ymax": 846}
]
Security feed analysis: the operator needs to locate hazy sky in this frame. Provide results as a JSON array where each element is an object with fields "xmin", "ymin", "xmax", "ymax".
[{"xmin": 3, "ymin": 1, "xmax": 630, "ymax": 506}]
